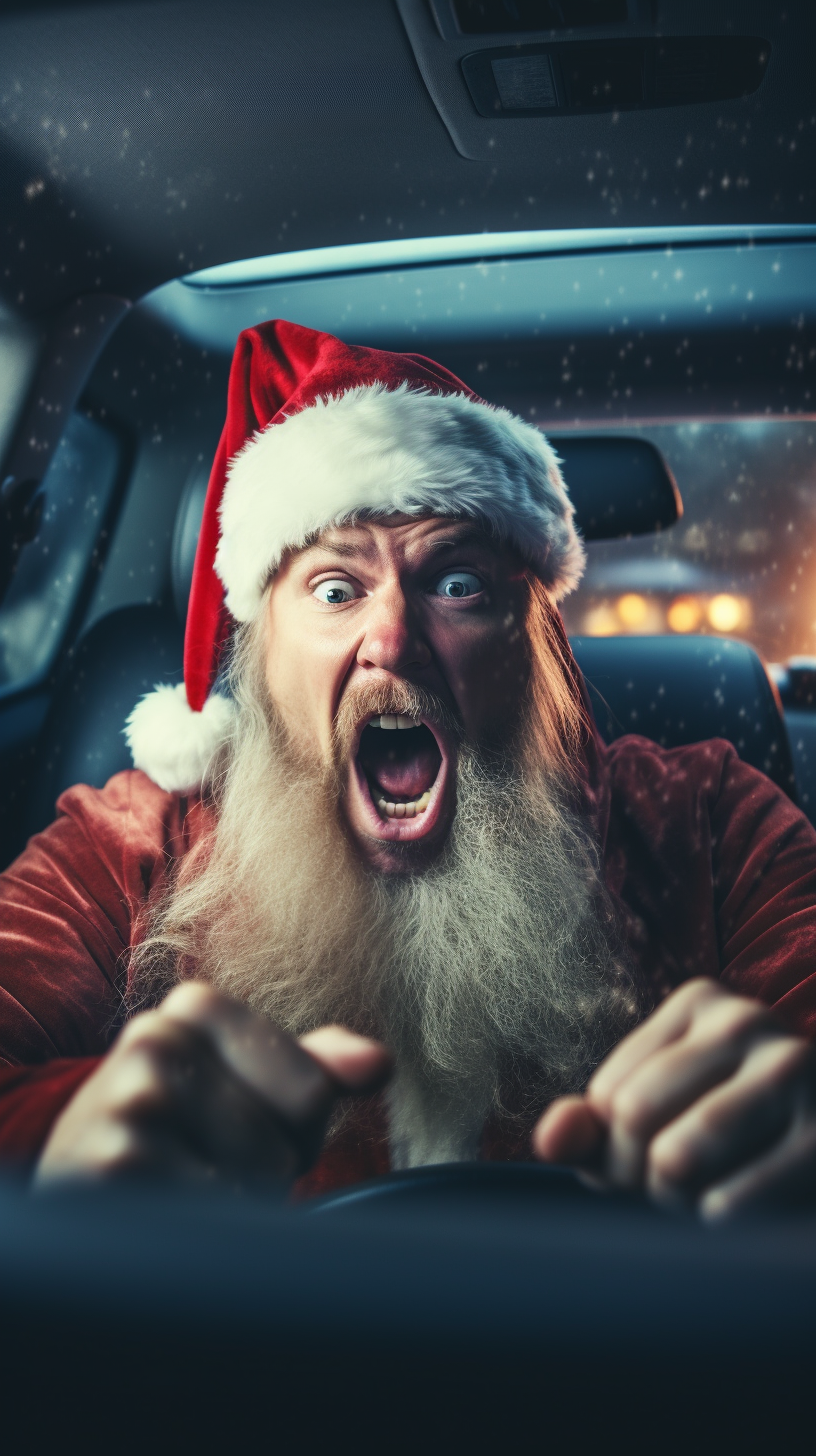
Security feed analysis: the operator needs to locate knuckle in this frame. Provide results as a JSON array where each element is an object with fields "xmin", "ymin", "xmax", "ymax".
[
  {"xmin": 691, "ymin": 1100, "xmax": 722, "ymax": 1143},
  {"xmin": 121, "ymin": 1013, "xmax": 201, "ymax": 1059},
  {"xmin": 772, "ymin": 1034, "xmax": 809, "ymax": 1071},
  {"xmin": 108, "ymin": 1022, "xmax": 209, "ymax": 1116},
  {"xmin": 757, "ymin": 1034, "xmax": 811, "ymax": 1092},
  {"xmin": 676, "ymin": 977, "xmax": 720, "ymax": 1010},
  {"xmin": 161, "ymin": 980, "xmax": 228, "ymax": 1021},
  {"xmin": 696, "ymin": 993, "xmax": 769, "ymax": 1046},
  {"xmin": 95, "ymin": 1132, "xmax": 146, "ymax": 1176},
  {"xmin": 104, "ymin": 1050, "xmax": 175, "ymax": 1119},
  {"xmin": 609, "ymin": 1083, "xmax": 651, "ymax": 1139},
  {"xmin": 647, "ymin": 1130, "xmax": 692, "ymax": 1190},
  {"xmin": 117, "ymin": 1008, "xmax": 165, "ymax": 1050},
  {"xmin": 685, "ymin": 976, "xmax": 718, "ymax": 998},
  {"xmin": 76, "ymin": 1119, "xmax": 152, "ymax": 1179}
]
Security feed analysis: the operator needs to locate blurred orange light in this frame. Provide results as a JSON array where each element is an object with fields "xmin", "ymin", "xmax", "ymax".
[
  {"xmin": 667, "ymin": 597, "xmax": 702, "ymax": 633},
  {"xmin": 583, "ymin": 604, "xmax": 619, "ymax": 636},
  {"xmin": 707, "ymin": 594, "xmax": 744, "ymax": 632},
  {"xmin": 617, "ymin": 593, "xmax": 649, "ymax": 627}
]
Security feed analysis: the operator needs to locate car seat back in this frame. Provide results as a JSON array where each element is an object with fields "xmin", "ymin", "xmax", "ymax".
[
  {"xmin": 572, "ymin": 634, "xmax": 796, "ymax": 797},
  {"xmin": 22, "ymin": 604, "xmax": 184, "ymax": 841}
]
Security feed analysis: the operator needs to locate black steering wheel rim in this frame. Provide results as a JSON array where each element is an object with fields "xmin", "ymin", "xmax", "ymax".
[{"xmin": 304, "ymin": 1159, "xmax": 617, "ymax": 1216}]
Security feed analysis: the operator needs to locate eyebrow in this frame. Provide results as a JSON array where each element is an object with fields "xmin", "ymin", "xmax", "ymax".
[{"xmin": 307, "ymin": 538, "xmax": 363, "ymax": 559}]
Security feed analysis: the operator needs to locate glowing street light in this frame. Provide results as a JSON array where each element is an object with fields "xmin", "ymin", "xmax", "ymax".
[
  {"xmin": 617, "ymin": 593, "xmax": 649, "ymax": 627},
  {"xmin": 707, "ymin": 594, "xmax": 745, "ymax": 632},
  {"xmin": 667, "ymin": 597, "xmax": 703, "ymax": 633}
]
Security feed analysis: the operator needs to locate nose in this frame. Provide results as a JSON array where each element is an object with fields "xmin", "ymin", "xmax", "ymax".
[{"xmin": 356, "ymin": 583, "xmax": 431, "ymax": 673}]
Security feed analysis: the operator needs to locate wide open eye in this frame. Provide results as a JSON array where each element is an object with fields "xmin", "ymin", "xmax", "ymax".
[
  {"xmin": 313, "ymin": 579, "xmax": 357, "ymax": 604},
  {"xmin": 434, "ymin": 571, "xmax": 483, "ymax": 600}
]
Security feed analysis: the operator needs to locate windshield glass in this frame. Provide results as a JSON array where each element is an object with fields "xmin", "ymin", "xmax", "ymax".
[{"xmin": 559, "ymin": 419, "xmax": 816, "ymax": 665}]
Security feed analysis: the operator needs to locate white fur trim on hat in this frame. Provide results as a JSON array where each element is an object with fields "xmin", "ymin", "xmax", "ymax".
[
  {"xmin": 125, "ymin": 682, "xmax": 235, "ymax": 793},
  {"xmin": 215, "ymin": 383, "xmax": 585, "ymax": 622}
]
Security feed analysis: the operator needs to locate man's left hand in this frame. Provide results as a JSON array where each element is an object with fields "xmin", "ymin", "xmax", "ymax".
[{"xmin": 532, "ymin": 978, "xmax": 816, "ymax": 1219}]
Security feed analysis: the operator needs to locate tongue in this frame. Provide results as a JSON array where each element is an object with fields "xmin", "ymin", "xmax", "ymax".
[
  {"xmin": 358, "ymin": 724, "xmax": 443, "ymax": 801},
  {"xmin": 373, "ymin": 748, "xmax": 438, "ymax": 800}
]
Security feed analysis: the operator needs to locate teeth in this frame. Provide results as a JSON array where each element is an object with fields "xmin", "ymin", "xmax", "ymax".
[
  {"xmin": 369, "ymin": 715, "xmax": 420, "ymax": 731},
  {"xmin": 376, "ymin": 790, "xmax": 431, "ymax": 819}
]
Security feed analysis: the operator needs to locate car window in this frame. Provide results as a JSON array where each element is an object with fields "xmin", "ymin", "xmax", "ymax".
[
  {"xmin": 0, "ymin": 411, "xmax": 121, "ymax": 693},
  {"xmin": 559, "ymin": 420, "xmax": 816, "ymax": 666}
]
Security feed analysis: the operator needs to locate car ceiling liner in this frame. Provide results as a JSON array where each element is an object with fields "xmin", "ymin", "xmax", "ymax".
[{"xmin": 398, "ymin": 0, "xmax": 774, "ymax": 160}]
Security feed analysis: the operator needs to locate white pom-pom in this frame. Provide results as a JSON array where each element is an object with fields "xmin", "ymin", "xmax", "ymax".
[{"xmin": 124, "ymin": 683, "xmax": 235, "ymax": 793}]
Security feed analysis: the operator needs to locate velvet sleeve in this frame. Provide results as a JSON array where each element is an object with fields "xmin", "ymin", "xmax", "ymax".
[
  {"xmin": 0, "ymin": 770, "xmax": 189, "ymax": 1166},
  {"xmin": 709, "ymin": 747, "xmax": 816, "ymax": 1036},
  {"xmin": 600, "ymin": 734, "xmax": 816, "ymax": 1035}
]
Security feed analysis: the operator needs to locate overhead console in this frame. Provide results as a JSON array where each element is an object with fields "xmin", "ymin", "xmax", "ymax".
[
  {"xmin": 397, "ymin": 0, "xmax": 773, "ymax": 160},
  {"xmin": 461, "ymin": 35, "xmax": 768, "ymax": 118}
]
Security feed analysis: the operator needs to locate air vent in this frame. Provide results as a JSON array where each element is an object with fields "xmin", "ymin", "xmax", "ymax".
[
  {"xmin": 452, "ymin": 0, "xmax": 628, "ymax": 33},
  {"xmin": 462, "ymin": 35, "xmax": 770, "ymax": 115}
]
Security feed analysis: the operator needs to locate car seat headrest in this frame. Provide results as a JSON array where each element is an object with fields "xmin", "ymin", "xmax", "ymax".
[
  {"xmin": 171, "ymin": 462, "xmax": 209, "ymax": 624},
  {"xmin": 550, "ymin": 435, "xmax": 681, "ymax": 541}
]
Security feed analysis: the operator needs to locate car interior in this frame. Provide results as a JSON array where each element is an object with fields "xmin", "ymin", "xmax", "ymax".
[{"xmin": 1, "ymin": 0, "xmax": 815, "ymax": 1445}]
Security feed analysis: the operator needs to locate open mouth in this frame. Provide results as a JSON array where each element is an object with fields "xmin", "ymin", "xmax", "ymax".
[
  {"xmin": 345, "ymin": 710, "xmax": 455, "ymax": 851},
  {"xmin": 358, "ymin": 715, "xmax": 442, "ymax": 819}
]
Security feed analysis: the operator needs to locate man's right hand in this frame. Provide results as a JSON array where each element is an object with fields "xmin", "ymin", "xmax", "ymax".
[{"xmin": 35, "ymin": 982, "xmax": 391, "ymax": 1191}]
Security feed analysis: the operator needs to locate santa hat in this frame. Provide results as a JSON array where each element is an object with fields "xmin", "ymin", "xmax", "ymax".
[{"xmin": 126, "ymin": 319, "xmax": 585, "ymax": 793}]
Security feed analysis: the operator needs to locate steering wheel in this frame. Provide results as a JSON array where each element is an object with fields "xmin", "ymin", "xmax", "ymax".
[{"xmin": 305, "ymin": 1160, "xmax": 641, "ymax": 1216}]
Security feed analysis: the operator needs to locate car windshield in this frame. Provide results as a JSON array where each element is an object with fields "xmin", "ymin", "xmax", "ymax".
[{"xmin": 559, "ymin": 419, "xmax": 816, "ymax": 664}]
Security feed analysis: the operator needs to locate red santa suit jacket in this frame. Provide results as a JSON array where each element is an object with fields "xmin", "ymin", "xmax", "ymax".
[{"xmin": 2, "ymin": 732, "xmax": 816, "ymax": 1194}]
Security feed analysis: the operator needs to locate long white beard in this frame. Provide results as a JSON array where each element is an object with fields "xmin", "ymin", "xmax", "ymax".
[
  {"xmin": 130, "ymin": 621, "xmax": 642, "ymax": 1169},
  {"xmin": 366, "ymin": 751, "xmax": 639, "ymax": 1167}
]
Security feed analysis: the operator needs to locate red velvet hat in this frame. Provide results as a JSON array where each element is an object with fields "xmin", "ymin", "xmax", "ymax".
[{"xmin": 126, "ymin": 319, "xmax": 584, "ymax": 792}]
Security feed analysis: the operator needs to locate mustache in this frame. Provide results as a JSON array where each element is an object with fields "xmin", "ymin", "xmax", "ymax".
[{"xmin": 332, "ymin": 679, "xmax": 463, "ymax": 766}]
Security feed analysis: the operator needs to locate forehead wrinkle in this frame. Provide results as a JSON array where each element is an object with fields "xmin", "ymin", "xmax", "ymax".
[
  {"xmin": 301, "ymin": 518, "xmax": 500, "ymax": 569},
  {"xmin": 420, "ymin": 527, "xmax": 500, "ymax": 557},
  {"xmin": 299, "ymin": 529, "xmax": 381, "ymax": 564}
]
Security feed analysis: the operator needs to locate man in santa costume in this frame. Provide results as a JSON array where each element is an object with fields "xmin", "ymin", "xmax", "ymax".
[{"xmin": 1, "ymin": 319, "xmax": 816, "ymax": 1216}]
